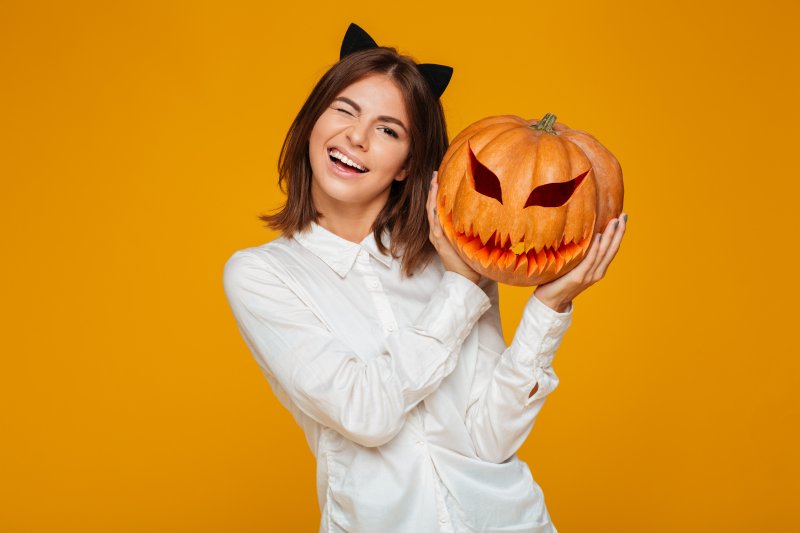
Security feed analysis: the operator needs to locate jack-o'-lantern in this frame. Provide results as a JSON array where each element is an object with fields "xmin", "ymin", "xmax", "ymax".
[{"xmin": 436, "ymin": 113, "xmax": 624, "ymax": 286}]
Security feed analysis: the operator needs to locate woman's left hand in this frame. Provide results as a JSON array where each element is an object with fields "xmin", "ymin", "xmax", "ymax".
[
  {"xmin": 427, "ymin": 172, "xmax": 482, "ymax": 284},
  {"xmin": 533, "ymin": 213, "xmax": 628, "ymax": 312}
]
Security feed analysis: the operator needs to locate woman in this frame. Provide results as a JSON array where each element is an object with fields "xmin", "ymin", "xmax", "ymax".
[{"xmin": 223, "ymin": 23, "xmax": 626, "ymax": 533}]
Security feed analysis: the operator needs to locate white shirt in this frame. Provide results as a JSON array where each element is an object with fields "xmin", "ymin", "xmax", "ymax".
[{"xmin": 222, "ymin": 221, "xmax": 574, "ymax": 533}]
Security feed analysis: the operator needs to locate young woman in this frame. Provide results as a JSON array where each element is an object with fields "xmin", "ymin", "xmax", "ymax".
[{"xmin": 223, "ymin": 23, "xmax": 626, "ymax": 533}]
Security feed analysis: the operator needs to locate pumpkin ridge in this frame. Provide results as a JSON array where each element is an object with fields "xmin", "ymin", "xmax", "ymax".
[{"xmin": 441, "ymin": 120, "xmax": 523, "ymax": 173}]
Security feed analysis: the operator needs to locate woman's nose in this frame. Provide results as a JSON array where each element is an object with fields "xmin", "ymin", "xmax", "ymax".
[{"xmin": 345, "ymin": 120, "xmax": 369, "ymax": 150}]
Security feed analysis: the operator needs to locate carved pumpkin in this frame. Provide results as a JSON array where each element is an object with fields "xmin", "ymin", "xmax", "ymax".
[{"xmin": 436, "ymin": 113, "xmax": 624, "ymax": 286}]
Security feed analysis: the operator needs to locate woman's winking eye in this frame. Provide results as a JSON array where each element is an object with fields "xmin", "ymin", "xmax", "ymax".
[{"xmin": 333, "ymin": 106, "xmax": 400, "ymax": 139}]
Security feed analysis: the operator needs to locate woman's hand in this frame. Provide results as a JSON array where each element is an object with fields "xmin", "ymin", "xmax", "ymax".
[
  {"xmin": 427, "ymin": 172, "xmax": 482, "ymax": 284},
  {"xmin": 533, "ymin": 213, "xmax": 628, "ymax": 313}
]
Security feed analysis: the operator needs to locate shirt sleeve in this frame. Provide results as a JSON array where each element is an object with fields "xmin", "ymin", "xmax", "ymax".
[
  {"xmin": 464, "ymin": 279, "xmax": 573, "ymax": 463},
  {"xmin": 223, "ymin": 251, "xmax": 492, "ymax": 448}
]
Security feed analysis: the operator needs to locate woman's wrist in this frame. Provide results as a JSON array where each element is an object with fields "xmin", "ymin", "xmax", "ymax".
[
  {"xmin": 446, "ymin": 267, "xmax": 481, "ymax": 285},
  {"xmin": 533, "ymin": 288, "xmax": 571, "ymax": 313}
]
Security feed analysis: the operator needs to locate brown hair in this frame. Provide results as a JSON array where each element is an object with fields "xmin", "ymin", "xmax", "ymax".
[{"xmin": 259, "ymin": 46, "xmax": 449, "ymax": 278}]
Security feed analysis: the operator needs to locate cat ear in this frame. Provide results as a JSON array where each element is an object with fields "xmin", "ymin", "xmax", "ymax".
[
  {"xmin": 339, "ymin": 23, "xmax": 378, "ymax": 60},
  {"xmin": 416, "ymin": 64, "xmax": 454, "ymax": 99},
  {"xmin": 338, "ymin": 24, "xmax": 455, "ymax": 99}
]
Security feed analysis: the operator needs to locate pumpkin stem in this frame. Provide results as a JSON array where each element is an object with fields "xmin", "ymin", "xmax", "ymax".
[{"xmin": 531, "ymin": 113, "xmax": 558, "ymax": 135}]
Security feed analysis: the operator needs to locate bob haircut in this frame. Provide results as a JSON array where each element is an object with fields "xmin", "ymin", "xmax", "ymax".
[{"xmin": 260, "ymin": 46, "xmax": 449, "ymax": 278}]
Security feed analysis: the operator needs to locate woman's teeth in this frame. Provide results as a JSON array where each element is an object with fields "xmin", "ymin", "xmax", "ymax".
[{"xmin": 329, "ymin": 149, "xmax": 368, "ymax": 172}]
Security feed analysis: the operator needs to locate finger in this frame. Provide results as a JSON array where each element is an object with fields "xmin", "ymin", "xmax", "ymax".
[
  {"xmin": 427, "ymin": 175, "xmax": 433, "ymax": 206},
  {"xmin": 431, "ymin": 181, "xmax": 443, "ymax": 238},
  {"xmin": 571, "ymin": 231, "xmax": 603, "ymax": 279},
  {"xmin": 587, "ymin": 215, "xmax": 623, "ymax": 279},
  {"xmin": 564, "ymin": 233, "xmax": 600, "ymax": 283},
  {"xmin": 426, "ymin": 173, "xmax": 437, "ymax": 235},
  {"xmin": 593, "ymin": 214, "xmax": 626, "ymax": 279}
]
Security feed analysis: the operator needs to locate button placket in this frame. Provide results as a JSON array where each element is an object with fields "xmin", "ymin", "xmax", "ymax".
[
  {"xmin": 432, "ymin": 468, "xmax": 455, "ymax": 532},
  {"xmin": 355, "ymin": 247, "xmax": 399, "ymax": 336}
]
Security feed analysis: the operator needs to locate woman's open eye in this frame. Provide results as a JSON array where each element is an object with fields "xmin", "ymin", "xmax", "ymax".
[{"xmin": 379, "ymin": 127, "xmax": 399, "ymax": 139}]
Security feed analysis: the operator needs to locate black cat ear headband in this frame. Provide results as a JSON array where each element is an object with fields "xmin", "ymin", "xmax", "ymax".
[{"xmin": 339, "ymin": 23, "xmax": 453, "ymax": 99}]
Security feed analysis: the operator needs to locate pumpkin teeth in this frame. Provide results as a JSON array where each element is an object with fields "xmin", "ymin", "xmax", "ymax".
[
  {"xmin": 477, "ymin": 245, "xmax": 494, "ymax": 268},
  {"xmin": 503, "ymin": 250, "xmax": 517, "ymax": 269},
  {"xmin": 462, "ymin": 236, "xmax": 483, "ymax": 259},
  {"xmin": 513, "ymin": 253, "xmax": 528, "ymax": 274},
  {"xmin": 526, "ymin": 250, "xmax": 539, "ymax": 277},
  {"xmin": 487, "ymin": 246, "xmax": 504, "ymax": 267},
  {"xmin": 501, "ymin": 232, "xmax": 512, "ymax": 249},
  {"xmin": 553, "ymin": 249, "xmax": 566, "ymax": 272},
  {"xmin": 479, "ymin": 228, "xmax": 496, "ymax": 247},
  {"xmin": 523, "ymin": 234, "xmax": 535, "ymax": 254},
  {"xmin": 544, "ymin": 249, "xmax": 556, "ymax": 273},
  {"xmin": 561, "ymin": 241, "xmax": 580, "ymax": 262},
  {"xmin": 509, "ymin": 228, "xmax": 525, "ymax": 248},
  {"xmin": 534, "ymin": 248, "xmax": 547, "ymax": 274}
]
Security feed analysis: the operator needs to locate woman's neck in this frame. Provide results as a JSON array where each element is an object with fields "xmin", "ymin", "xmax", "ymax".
[
  {"xmin": 312, "ymin": 186, "xmax": 390, "ymax": 244},
  {"xmin": 317, "ymin": 214, "xmax": 374, "ymax": 243}
]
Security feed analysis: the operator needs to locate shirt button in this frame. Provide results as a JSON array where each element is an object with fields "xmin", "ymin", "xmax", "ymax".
[
  {"xmin": 415, "ymin": 440, "xmax": 424, "ymax": 446},
  {"xmin": 387, "ymin": 324, "xmax": 395, "ymax": 332},
  {"xmin": 370, "ymin": 279, "xmax": 379, "ymax": 289}
]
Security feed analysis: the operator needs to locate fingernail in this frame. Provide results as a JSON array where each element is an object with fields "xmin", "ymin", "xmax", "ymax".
[
  {"xmin": 623, "ymin": 213, "xmax": 628, "ymax": 223},
  {"xmin": 614, "ymin": 220, "xmax": 619, "ymax": 229}
]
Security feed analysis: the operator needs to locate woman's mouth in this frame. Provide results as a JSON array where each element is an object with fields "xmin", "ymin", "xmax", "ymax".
[{"xmin": 328, "ymin": 148, "xmax": 369, "ymax": 175}]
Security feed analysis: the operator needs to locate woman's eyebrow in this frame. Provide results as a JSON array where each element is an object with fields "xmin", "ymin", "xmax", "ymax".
[{"xmin": 333, "ymin": 96, "xmax": 408, "ymax": 133}]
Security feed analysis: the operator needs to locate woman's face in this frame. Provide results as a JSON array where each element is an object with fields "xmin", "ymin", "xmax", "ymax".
[{"xmin": 308, "ymin": 73, "xmax": 411, "ymax": 217}]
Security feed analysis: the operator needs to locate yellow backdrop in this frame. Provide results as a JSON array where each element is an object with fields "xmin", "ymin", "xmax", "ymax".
[{"xmin": 2, "ymin": 0, "xmax": 798, "ymax": 531}]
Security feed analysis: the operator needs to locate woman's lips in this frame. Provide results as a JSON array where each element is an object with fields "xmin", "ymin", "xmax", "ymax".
[{"xmin": 328, "ymin": 153, "xmax": 365, "ymax": 178}]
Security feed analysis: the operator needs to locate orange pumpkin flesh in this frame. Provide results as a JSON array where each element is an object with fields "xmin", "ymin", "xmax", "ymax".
[{"xmin": 436, "ymin": 113, "xmax": 623, "ymax": 287}]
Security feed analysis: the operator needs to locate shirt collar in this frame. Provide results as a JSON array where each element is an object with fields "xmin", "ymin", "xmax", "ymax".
[{"xmin": 293, "ymin": 221, "xmax": 394, "ymax": 277}]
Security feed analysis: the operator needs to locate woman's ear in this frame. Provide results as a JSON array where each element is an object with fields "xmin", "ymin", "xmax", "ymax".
[{"xmin": 396, "ymin": 154, "xmax": 412, "ymax": 182}]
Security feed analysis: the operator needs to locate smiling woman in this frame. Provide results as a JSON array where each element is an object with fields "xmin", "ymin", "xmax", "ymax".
[
  {"xmin": 307, "ymin": 73, "xmax": 412, "ymax": 234},
  {"xmin": 258, "ymin": 27, "xmax": 450, "ymax": 274},
  {"xmin": 223, "ymin": 22, "xmax": 625, "ymax": 533}
]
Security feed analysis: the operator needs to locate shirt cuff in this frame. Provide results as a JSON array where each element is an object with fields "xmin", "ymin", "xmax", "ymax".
[
  {"xmin": 510, "ymin": 292, "xmax": 573, "ymax": 367},
  {"xmin": 413, "ymin": 271, "xmax": 492, "ymax": 351}
]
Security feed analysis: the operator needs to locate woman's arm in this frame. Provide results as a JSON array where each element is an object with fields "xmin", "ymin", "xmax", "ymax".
[
  {"xmin": 464, "ymin": 213, "xmax": 627, "ymax": 463},
  {"xmin": 464, "ymin": 281, "xmax": 572, "ymax": 463},
  {"xmin": 222, "ymin": 250, "xmax": 491, "ymax": 448}
]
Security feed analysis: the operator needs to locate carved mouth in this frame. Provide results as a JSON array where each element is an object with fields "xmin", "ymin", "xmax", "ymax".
[{"xmin": 441, "ymin": 210, "xmax": 593, "ymax": 277}]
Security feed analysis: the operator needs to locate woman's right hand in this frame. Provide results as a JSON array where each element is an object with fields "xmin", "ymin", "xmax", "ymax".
[
  {"xmin": 533, "ymin": 213, "xmax": 627, "ymax": 313},
  {"xmin": 427, "ymin": 172, "xmax": 482, "ymax": 284}
]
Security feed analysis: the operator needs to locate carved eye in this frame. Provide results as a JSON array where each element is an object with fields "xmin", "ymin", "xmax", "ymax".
[
  {"xmin": 524, "ymin": 169, "xmax": 590, "ymax": 208},
  {"xmin": 467, "ymin": 141, "xmax": 503, "ymax": 205}
]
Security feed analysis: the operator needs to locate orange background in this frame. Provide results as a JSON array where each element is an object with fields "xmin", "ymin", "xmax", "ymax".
[{"xmin": 2, "ymin": 1, "xmax": 798, "ymax": 531}]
